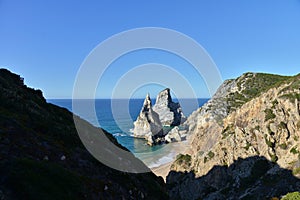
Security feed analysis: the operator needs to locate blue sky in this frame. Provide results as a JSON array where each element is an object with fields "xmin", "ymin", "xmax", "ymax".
[{"xmin": 1, "ymin": 0, "xmax": 300, "ymax": 98}]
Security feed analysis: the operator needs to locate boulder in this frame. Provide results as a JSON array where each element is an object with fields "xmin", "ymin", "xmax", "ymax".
[
  {"xmin": 146, "ymin": 133, "xmax": 154, "ymax": 146},
  {"xmin": 165, "ymin": 126, "xmax": 182, "ymax": 143}
]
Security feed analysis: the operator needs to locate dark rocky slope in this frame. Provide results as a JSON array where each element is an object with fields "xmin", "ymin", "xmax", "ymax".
[
  {"xmin": 167, "ymin": 156, "xmax": 300, "ymax": 199},
  {"xmin": 0, "ymin": 69, "xmax": 167, "ymax": 200}
]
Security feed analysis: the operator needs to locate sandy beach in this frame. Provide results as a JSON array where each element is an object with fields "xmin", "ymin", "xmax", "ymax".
[
  {"xmin": 149, "ymin": 137, "xmax": 192, "ymax": 181},
  {"xmin": 151, "ymin": 161, "xmax": 173, "ymax": 181}
]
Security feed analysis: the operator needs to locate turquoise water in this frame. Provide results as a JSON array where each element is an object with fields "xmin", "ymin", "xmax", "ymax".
[{"xmin": 48, "ymin": 98, "xmax": 208, "ymax": 167}]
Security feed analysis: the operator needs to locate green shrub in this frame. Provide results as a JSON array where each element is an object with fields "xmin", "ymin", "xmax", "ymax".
[
  {"xmin": 175, "ymin": 154, "xmax": 191, "ymax": 165},
  {"xmin": 270, "ymin": 154, "xmax": 278, "ymax": 163},
  {"xmin": 279, "ymin": 121, "xmax": 287, "ymax": 130},
  {"xmin": 279, "ymin": 143, "xmax": 287, "ymax": 150},
  {"xmin": 292, "ymin": 167, "xmax": 300, "ymax": 175},
  {"xmin": 271, "ymin": 99, "xmax": 278, "ymax": 109},
  {"xmin": 226, "ymin": 73, "xmax": 288, "ymax": 112},
  {"xmin": 208, "ymin": 151, "xmax": 215, "ymax": 159},
  {"xmin": 244, "ymin": 142, "xmax": 251, "ymax": 151},
  {"xmin": 279, "ymin": 93, "xmax": 300, "ymax": 103},
  {"xmin": 281, "ymin": 191, "xmax": 300, "ymax": 200},
  {"xmin": 264, "ymin": 135, "xmax": 274, "ymax": 148},
  {"xmin": 221, "ymin": 125, "xmax": 235, "ymax": 139},
  {"xmin": 290, "ymin": 147, "xmax": 299, "ymax": 154},
  {"xmin": 264, "ymin": 109, "xmax": 276, "ymax": 121}
]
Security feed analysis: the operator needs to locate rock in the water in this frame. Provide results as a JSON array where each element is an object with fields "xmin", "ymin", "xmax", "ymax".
[
  {"xmin": 165, "ymin": 126, "xmax": 182, "ymax": 143},
  {"xmin": 133, "ymin": 94, "xmax": 163, "ymax": 145},
  {"xmin": 153, "ymin": 88, "xmax": 186, "ymax": 126},
  {"xmin": 133, "ymin": 89, "xmax": 187, "ymax": 145}
]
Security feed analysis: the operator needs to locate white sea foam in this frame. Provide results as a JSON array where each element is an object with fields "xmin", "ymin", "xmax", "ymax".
[
  {"xmin": 135, "ymin": 140, "xmax": 190, "ymax": 168},
  {"xmin": 141, "ymin": 152, "xmax": 177, "ymax": 168},
  {"xmin": 147, "ymin": 153, "xmax": 176, "ymax": 168},
  {"xmin": 128, "ymin": 128, "xmax": 135, "ymax": 137},
  {"xmin": 113, "ymin": 133, "xmax": 127, "ymax": 137}
]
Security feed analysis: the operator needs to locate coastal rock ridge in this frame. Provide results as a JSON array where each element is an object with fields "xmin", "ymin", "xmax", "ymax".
[{"xmin": 167, "ymin": 72, "xmax": 300, "ymax": 199}]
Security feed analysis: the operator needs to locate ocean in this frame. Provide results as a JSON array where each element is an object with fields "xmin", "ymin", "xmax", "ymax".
[{"xmin": 47, "ymin": 98, "xmax": 208, "ymax": 168}]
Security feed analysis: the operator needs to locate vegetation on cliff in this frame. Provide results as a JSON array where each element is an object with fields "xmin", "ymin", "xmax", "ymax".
[
  {"xmin": 2, "ymin": 68, "xmax": 299, "ymax": 200},
  {"xmin": 169, "ymin": 72, "xmax": 300, "ymax": 199}
]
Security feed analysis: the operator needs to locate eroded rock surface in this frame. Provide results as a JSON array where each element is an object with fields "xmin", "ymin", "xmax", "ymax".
[
  {"xmin": 153, "ymin": 88, "xmax": 186, "ymax": 126},
  {"xmin": 133, "ymin": 94, "xmax": 163, "ymax": 145},
  {"xmin": 167, "ymin": 72, "xmax": 300, "ymax": 199},
  {"xmin": 133, "ymin": 89, "xmax": 186, "ymax": 145}
]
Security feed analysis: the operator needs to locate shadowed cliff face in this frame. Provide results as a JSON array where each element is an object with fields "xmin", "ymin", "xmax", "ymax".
[
  {"xmin": 167, "ymin": 156, "xmax": 300, "ymax": 200},
  {"xmin": 3, "ymin": 68, "xmax": 299, "ymax": 199},
  {"xmin": 0, "ymin": 69, "xmax": 168, "ymax": 200}
]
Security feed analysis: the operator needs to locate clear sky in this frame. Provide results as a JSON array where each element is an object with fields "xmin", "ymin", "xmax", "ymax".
[{"xmin": 1, "ymin": 0, "xmax": 300, "ymax": 99}]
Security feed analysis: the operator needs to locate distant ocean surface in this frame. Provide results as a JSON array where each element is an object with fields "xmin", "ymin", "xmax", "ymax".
[{"xmin": 47, "ymin": 98, "xmax": 208, "ymax": 168}]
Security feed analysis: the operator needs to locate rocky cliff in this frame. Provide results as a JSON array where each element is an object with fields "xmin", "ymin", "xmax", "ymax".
[
  {"xmin": 153, "ymin": 88, "xmax": 186, "ymax": 126},
  {"xmin": 133, "ymin": 88, "xmax": 186, "ymax": 145},
  {"xmin": 0, "ymin": 69, "xmax": 167, "ymax": 200},
  {"xmin": 133, "ymin": 94, "xmax": 163, "ymax": 145},
  {"xmin": 167, "ymin": 72, "xmax": 300, "ymax": 199}
]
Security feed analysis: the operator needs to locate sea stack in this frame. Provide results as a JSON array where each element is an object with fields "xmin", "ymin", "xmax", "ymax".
[
  {"xmin": 133, "ymin": 88, "xmax": 187, "ymax": 145},
  {"xmin": 133, "ymin": 93, "xmax": 163, "ymax": 145},
  {"xmin": 153, "ymin": 88, "xmax": 186, "ymax": 126}
]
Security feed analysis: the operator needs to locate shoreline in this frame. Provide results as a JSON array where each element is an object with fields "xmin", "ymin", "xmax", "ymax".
[{"xmin": 149, "ymin": 137, "xmax": 192, "ymax": 181}]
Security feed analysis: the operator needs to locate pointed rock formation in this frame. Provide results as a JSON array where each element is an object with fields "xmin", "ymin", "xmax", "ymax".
[
  {"xmin": 133, "ymin": 89, "xmax": 187, "ymax": 145},
  {"xmin": 153, "ymin": 88, "xmax": 186, "ymax": 126},
  {"xmin": 133, "ymin": 94, "xmax": 163, "ymax": 145}
]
